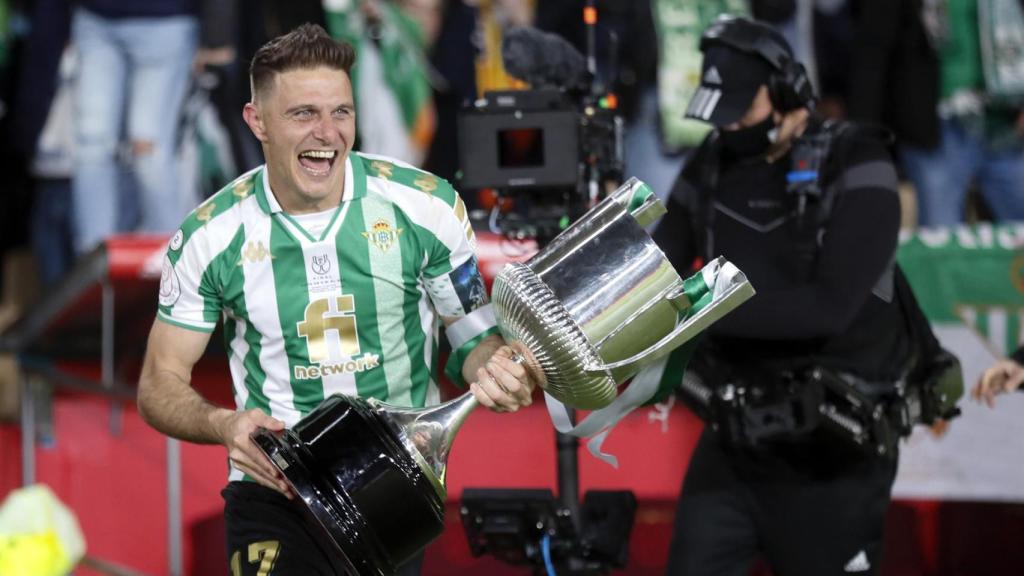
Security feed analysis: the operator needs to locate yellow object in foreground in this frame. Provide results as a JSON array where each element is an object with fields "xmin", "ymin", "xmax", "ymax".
[{"xmin": 0, "ymin": 484, "xmax": 85, "ymax": 576}]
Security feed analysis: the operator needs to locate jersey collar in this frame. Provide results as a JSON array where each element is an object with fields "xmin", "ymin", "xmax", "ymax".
[{"xmin": 255, "ymin": 152, "xmax": 368, "ymax": 215}]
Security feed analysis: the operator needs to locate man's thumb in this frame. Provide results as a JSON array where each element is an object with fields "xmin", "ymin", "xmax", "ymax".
[{"xmin": 252, "ymin": 409, "xmax": 285, "ymax": 431}]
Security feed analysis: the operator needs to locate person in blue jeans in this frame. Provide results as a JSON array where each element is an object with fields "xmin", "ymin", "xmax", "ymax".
[
  {"xmin": 70, "ymin": 1, "xmax": 198, "ymax": 254},
  {"xmin": 897, "ymin": 0, "xmax": 1024, "ymax": 227},
  {"xmin": 902, "ymin": 114, "xmax": 1024, "ymax": 227}
]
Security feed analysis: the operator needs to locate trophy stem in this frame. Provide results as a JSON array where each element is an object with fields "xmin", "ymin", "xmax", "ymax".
[{"xmin": 380, "ymin": 392, "xmax": 480, "ymax": 491}]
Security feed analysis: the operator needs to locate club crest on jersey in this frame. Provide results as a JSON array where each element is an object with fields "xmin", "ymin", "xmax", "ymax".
[{"xmin": 362, "ymin": 219, "xmax": 403, "ymax": 253}]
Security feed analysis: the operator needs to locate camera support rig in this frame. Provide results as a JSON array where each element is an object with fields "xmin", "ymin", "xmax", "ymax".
[{"xmin": 455, "ymin": 3, "xmax": 637, "ymax": 574}]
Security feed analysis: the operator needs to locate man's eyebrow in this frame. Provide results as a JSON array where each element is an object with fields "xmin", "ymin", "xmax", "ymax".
[
  {"xmin": 283, "ymin": 103, "xmax": 354, "ymax": 115},
  {"xmin": 284, "ymin": 104, "xmax": 316, "ymax": 115}
]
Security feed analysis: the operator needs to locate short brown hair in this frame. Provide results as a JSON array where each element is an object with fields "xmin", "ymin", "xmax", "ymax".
[{"xmin": 249, "ymin": 23, "xmax": 356, "ymax": 99}]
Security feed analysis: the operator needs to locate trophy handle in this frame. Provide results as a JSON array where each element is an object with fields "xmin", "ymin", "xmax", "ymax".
[
  {"xmin": 588, "ymin": 263, "xmax": 755, "ymax": 374},
  {"xmin": 614, "ymin": 177, "xmax": 666, "ymax": 228},
  {"xmin": 370, "ymin": 391, "xmax": 480, "ymax": 492}
]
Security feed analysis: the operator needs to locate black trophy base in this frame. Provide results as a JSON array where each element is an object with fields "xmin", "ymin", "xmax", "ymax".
[{"xmin": 252, "ymin": 394, "xmax": 446, "ymax": 575}]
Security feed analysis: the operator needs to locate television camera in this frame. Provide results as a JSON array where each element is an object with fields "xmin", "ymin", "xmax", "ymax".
[{"xmin": 457, "ymin": 26, "xmax": 625, "ymax": 244}]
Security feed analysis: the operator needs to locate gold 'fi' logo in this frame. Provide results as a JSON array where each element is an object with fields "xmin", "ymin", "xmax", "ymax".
[
  {"xmin": 294, "ymin": 295, "xmax": 380, "ymax": 380},
  {"xmin": 362, "ymin": 219, "xmax": 403, "ymax": 253}
]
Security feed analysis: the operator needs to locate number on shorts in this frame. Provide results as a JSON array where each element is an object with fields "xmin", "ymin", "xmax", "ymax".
[{"xmin": 230, "ymin": 540, "xmax": 281, "ymax": 576}]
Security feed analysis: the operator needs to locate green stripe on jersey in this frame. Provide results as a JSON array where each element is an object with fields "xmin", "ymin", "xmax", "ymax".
[{"xmin": 269, "ymin": 219, "xmax": 324, "ymax": 415}]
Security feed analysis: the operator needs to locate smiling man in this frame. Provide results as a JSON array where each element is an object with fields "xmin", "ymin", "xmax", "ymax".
[{"xmin": 135, "ymin": 24, "xmax": 538, "ymax": 576}]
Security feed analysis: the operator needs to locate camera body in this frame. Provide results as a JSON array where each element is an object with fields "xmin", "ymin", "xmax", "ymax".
[
  {"xmin": 457, "ymin": 88, "xmax": 624, "ymax": 241},
  {"xmin": 458, "ymin": 89, "xmax": 582, "ymax": 191}
]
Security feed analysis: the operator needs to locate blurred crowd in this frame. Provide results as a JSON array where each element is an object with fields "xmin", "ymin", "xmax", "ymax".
[{"xmin": 0, "ymin": 0, "xmax": 1021, "ymax": 289}]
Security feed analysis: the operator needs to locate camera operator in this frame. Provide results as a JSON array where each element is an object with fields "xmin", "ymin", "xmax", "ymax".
[{"xmin": 654, "ymin": 16, "xmax": 915, "ymax": 576}]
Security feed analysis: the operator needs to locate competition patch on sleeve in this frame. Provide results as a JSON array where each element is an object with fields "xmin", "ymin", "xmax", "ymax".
[
  {"xmin": 158, "ymin": 255, "xmax": 181, "ymax": 307},
  {"xmin": 169, "ymin": 229, "xmax": 184, "ymax": 251},
  {"xmin": 424, "ymin": 256, "xmax": 488, "ymax": 317}
]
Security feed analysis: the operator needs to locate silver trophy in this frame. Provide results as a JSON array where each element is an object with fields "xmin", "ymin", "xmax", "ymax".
[
  {"xmin": 492, "ymin": 177, "xmax": 753, "ymax": 409},
  {"xmin": 253, "ymin": 178, "xmax": 754, "ymax": 575}
]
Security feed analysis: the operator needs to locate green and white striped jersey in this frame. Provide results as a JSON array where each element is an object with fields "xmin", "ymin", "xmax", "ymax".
[{"xmin": 157, "ymin": 152, "xmax": 487, "ymax": 479}]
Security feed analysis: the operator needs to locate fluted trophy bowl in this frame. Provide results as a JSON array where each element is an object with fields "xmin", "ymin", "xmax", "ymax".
[
  {"xmin": 492, "ymin": 178, "xmax": 753, "ymax": 409},
  {"xmin": 252, "ymin": 178, "xmax": 755, "ymax": 575}
]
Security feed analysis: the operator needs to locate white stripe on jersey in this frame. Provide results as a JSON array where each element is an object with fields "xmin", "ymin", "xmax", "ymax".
[
  {"xmin": 227, "ymin": 316, "xmax": 250, "ymax": 483},
  {"xmin": 294, "ymin": 202, "xmax": 358, "ymax": 399},
  {"xmin": 419, "ymin": 283, "xmax": 441, "ymax": 405},
  {"xmin": 227, "ymin": 316, "xmax": 251, "ymax": 413},
  {"xmin": 240, "ymin": 206, "xmax": 301, "ymax": 426},
  {"xmin": 303, "ymin": 238, "xmax": 359, "ymax": 399}
]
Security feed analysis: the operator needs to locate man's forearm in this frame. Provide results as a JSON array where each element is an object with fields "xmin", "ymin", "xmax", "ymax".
[{"xmin": 137, "ymin": 368, "xmax": 232, "ymax": 445}]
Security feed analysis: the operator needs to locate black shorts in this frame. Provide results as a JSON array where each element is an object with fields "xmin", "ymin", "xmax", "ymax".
[
  {"xmin": 223, "ymin": 481, "xmax": 424, "ymax": 576},
  {"xmin": 665, "ymin": 429, "xmax": 898, "ymax": 576}
]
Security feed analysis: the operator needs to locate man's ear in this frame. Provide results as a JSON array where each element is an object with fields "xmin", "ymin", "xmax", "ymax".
[{"xmin": 243, "ymin": 102, "xmax": 268, "ymax": 143}]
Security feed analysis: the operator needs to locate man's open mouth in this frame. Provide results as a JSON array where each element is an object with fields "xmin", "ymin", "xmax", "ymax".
[{"xmin": 298, "ymin": 149, "xmax": 337, "ymax": 176}]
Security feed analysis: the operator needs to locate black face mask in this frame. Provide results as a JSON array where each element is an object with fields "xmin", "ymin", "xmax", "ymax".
[{"xmin": 718, "ymin": 115, "xmax": 776, "ymax": 159}]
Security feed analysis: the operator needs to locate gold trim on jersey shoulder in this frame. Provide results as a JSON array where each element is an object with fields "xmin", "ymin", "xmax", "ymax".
[
  {"xmin": 233, "ymin": 178, "xmax": 254, "ymax": 199},
  {"xmin": 369, "ymin": 160, "xmax": 395, "ymax": 180},
  {"xmin": 413, "ymin": 174, "xmax": 439, "ymax": 195},
  {"xmin": 196, "ymin": 202, "xmax": 217, "ymax": 222}
]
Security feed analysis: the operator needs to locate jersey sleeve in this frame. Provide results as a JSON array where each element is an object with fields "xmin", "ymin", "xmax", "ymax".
[
  {"xmin": 417, "ymin": 185, "xmax": 500, "ymax": 387},
  {"xmin": 156, "ymin": 228, "xmax": 223, "ymax": 333},
  {"xmin": 420, "ymin": 188, "xmax": 490, "ymax": 319}
]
